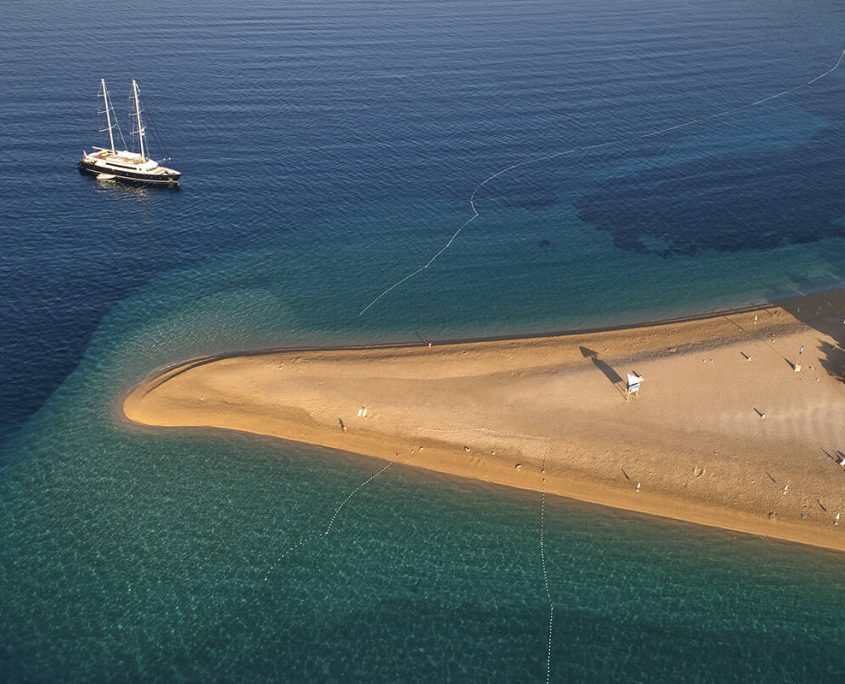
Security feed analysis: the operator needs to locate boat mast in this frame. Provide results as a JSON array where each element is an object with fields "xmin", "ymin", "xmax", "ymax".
[
  {"xmin": 132, "ymin": 79, "xmax": 146, "ymax": 161},
  {"xmin": 100, "ymin": 79, "xmax": 116, "ymax": 153}
]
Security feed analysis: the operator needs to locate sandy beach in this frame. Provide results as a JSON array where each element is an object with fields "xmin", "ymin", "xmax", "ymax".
[{"xmin": 124, "ymin": 291, "xmax": 845, "ymax": 551}]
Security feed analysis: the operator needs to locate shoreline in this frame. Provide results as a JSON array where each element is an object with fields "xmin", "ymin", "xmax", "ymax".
[
  {"xmin": 133, "ymin": 287, "xmax": 845, "ymax": 382},
  {"xmin": 123, "ymin": 290, "xmax": 845, "ymax": 552}
]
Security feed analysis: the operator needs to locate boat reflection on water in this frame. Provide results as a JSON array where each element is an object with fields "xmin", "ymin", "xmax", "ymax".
[{"xmin": 79, "ymin": 166, "xmax": 181, "ymax": 198}]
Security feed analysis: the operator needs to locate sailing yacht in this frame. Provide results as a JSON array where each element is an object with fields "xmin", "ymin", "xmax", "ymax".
[{"xmin": 80, "ymin": 79, "xmax": 181, "ymax": 185}]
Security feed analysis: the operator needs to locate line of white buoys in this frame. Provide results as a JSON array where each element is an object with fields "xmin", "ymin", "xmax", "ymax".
[
  {"xmin": 417, "ymin": 426, "xmax": 556, "ymax": 678},
  {"xmin": 546, "ymin": 604, "xmax": 555, "ymax": 684},
  {"xmin": 358, "ymin": 45, "xmax": 845, "ymax": 317},
  {"xmin": 262, "ymin": 459, "xmax": 395, "ymax": 583},
  {"xmin": 538, "ymin": 440, "xmax": 554, "ymax": 682},
  {"xmin": 323, "ymin": 461, "xmax": 394, "ymax": 536},
  {"xmin": 263, "ymin": 533, "xmax": 317, "ymax": 582}
]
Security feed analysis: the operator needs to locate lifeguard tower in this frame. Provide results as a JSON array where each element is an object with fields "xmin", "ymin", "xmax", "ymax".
[{"xmin": 625, "ymin": 373, "xmax": 643, "ymax": 401}]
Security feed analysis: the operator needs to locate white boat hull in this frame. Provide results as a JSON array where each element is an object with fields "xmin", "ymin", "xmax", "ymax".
[{"xmin": 80, "ymin": 155, "xmax": 181, "ymax": 185}]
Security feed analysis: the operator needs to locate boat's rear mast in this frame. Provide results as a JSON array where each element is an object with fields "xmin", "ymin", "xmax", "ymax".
[{"xmin": 131, "ymin": 79, "xmax": 146, "ymax": 162}]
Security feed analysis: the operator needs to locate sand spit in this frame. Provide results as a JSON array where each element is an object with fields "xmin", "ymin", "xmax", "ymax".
[{"xmin": 124, "ymin": 292, "xmax": 845, "ymax": 551}]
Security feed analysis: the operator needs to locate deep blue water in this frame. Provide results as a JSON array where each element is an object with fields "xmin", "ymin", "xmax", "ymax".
[{"xmin": 2, "ymin": 0, "xmax": 845, "ymax": 680}]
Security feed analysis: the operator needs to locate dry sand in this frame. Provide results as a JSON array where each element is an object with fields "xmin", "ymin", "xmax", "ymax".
[{"xmin": 123, "ymin": 291, "xmax": 845, "ymax": 551}]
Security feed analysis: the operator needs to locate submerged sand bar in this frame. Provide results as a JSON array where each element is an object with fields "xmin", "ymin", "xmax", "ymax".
[{"xmin": 124, "ymin": 292, "xmax": 845, "ymax": 552}]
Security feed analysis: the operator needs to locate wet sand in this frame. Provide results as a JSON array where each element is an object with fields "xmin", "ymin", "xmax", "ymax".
[{"xmin": 124, "ymin": 291, "xmax": 845, "ymax": 551}]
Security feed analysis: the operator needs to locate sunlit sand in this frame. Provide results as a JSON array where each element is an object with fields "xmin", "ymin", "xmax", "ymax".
[{"xmin": 125, "ymin": 291, "xmax": 845, "ymax": 551}]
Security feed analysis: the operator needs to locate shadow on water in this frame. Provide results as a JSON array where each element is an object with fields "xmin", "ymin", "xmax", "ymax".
[{"xmin": 79, "ymin": 168, "xmax": 182, "ymax": 197}]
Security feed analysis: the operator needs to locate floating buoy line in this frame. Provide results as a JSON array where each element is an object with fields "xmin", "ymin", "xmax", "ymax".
[
  {"xmin": 416, "ymin": 426, "xmax": 556, "ymax": 678},
  {"xmin": 358, "ymin": 46, "xmax": 845, "ymax": 317},
  {"xmin": 261, "ymin": 42, "xmax": 845, "ymax": 677}
]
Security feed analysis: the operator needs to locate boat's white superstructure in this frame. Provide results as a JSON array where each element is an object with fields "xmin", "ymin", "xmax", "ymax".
[{"xmin": 79, "ymin": 80, "xmax": 180, "ymax": 185}]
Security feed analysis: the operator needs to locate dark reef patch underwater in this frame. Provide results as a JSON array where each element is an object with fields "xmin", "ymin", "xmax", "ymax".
[{"xmin": 576, "ymin": 125, "xmax": 845, "ymax": 256}]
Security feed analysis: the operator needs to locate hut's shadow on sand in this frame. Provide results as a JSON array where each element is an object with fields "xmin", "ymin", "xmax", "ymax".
[{"xmin": 580, "ymin": 346, "xmax": 627, "ymax": 398}]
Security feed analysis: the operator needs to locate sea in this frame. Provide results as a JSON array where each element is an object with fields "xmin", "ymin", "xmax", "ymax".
[{"xmin": 2, "ymin": 0, "xmax": 845, "ymax": 680}]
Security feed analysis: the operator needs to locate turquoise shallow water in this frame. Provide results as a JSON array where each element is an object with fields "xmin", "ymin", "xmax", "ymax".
[{"xmin": 2, "ymin": 0, "xmax": 845, "ymax": 680}]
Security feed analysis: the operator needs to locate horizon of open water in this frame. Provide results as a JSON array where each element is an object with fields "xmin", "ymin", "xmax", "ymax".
[{"xmin": 2, "ymin": 0, "xmax": 844, "ymax": 680}]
